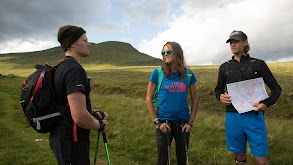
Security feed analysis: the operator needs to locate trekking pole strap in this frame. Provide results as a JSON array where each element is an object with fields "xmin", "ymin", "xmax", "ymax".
[{"xmin": 33, "ymin": 112, "xmax": 61, "ymax": 130}]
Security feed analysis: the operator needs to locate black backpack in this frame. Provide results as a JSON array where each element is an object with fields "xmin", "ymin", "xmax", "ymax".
[
  {"xmin": 20, "ymin": 63, "xmax": 66, "ymax": 133},
  {"xmin": 224, "ymin": 58, "xmax": 261, "ymax": 78}
]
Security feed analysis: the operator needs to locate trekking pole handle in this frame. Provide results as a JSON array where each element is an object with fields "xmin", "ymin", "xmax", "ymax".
[
  {"xmin": 93, "ymin": 110, "xmax": 105, "ymax": 119},
  {"xmin": 98, "ymin": 118, "xmax": 105, "ymax": 132},
  {"xmin": 95, "ymin": 110, "xmax": 105, "ymax": 132},
  {"xmin": 165, "ymin": 120, "xmax": 170, "ymax": 134},
  {"xmin": 181, "ymin": 120, "xmax": 186, "ymax": 132},
  {"xmin": 99, "ymin": 111, "xmax": 105, "ymax": 118}
]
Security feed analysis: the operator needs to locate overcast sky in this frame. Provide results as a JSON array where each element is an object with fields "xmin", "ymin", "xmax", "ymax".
[{"xmin": 0, "ymin": 0, "xmax": 292, "ymax": 65}]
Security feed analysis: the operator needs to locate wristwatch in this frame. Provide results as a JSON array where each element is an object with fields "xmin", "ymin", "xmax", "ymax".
[{"xmin": 153, "ymin": 118, "xmax": 160, "ymax": 125}]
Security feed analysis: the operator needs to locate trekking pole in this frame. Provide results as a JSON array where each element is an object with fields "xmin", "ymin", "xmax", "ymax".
[
  {"xmin": 166, "ymin": 120, "xmax": 171, "ymax": 165},
  {"xmin": 94, "ymin": 111, "xmax": 106, "ymax": 165},
  {"xmin": 102, "ymin": 132, "xmax": 111, "ymax": 165},
  {"xmin": 182, "ymin": 121, "xmax": 190, "ymax": 165},
  {"xmin": 94, "ymin": 132, "xmax": 100, "ymax": 165}
]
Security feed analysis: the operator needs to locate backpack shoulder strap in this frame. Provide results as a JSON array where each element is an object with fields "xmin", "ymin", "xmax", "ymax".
[
  {"xmin": 156, "ymin": 68, "xmax": 164, "ymax": 94},
  {"xmin": 153, "ymin": 68, "xmax": 164, "ymax": 111},
  {"xmin": 221, "ymin": 59, "xmax": 232, "ymax": 79},
  {"xmin": 186, "ymin": 69, "xmax": 192, "ymax": 88},
  {"xmin": 249, "ymin": 57, "xmax": 261, "ymax": 76},
  {"xmin": 225, "ymin": 60, "xmax": 232, "ymax": 76}
]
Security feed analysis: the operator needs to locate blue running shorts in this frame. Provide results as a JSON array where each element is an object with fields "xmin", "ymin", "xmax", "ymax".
[{"xmin": 225, "ymin": 111, "xmax": 268, "ymax": 157}]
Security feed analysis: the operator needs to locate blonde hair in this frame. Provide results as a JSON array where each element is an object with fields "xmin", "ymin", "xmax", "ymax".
[{"xmin": 244, "ymin": 42, "xmax": 250, "ymax": 53}]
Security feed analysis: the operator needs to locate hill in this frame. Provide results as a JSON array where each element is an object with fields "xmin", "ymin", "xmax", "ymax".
[
  {"xmin": 85, "ymin": 41, "xmax": 162, "ymax": 66},
  {"xmin": 0, "ymin": 41, "xmax": 162, "ymax": 69}
]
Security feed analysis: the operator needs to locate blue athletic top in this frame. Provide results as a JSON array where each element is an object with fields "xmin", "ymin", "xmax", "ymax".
[{"xmin": 150, "ymin": 68, "xmax": 197, "ymax": 122}]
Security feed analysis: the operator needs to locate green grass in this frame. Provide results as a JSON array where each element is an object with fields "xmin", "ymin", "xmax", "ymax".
[
  {"xmin": 1, "ymin": 48, "xmax": 293, "ymax": 164},
  {"xmin": 0, "ymin": 62, "xmax": 292, "ymax": 164}
]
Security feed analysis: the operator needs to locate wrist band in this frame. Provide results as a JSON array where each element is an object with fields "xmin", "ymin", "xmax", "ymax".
[{"xmin": 153, "ymin": 118, "xmax": 160, "ymax": 125}]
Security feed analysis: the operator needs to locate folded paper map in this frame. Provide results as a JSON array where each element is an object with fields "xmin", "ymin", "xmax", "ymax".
[{"xmin": 227, "ymin": 77, "xmax": 268, "ymax": 113}]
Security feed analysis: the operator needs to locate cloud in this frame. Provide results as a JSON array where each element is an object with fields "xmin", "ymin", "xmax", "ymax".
[
  {"xmin": 138, "ymin": 0, "xmax": 293, "ymax": 65},
  {"xmin": 0, "ymin": 0, "xmax": 109, "ymax": 40},
  {"xmin": 1, "ymin": 0, "xmax": 293, "ymax": 66},
  {"xmin": 0, "ymin": 0, "xmax": 172, "ymax": 54},
  {"xmin": 0, "ymin": 0, "xmax": 116, "ymax": 53},
  {"xmin": 0, "ymin": 39, "xmax": 56, "ymax": 54},
  {"xmin": 114, "ymin": 0, "xmax": 171, "ymax": 25}
]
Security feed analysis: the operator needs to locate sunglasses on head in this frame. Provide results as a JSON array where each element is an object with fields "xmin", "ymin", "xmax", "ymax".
[{"xmin": 161, "ymin": 49, "xmax": 174, "ymax": 56}]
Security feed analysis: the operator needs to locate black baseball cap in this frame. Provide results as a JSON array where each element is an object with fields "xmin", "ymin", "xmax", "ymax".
[{"xmin": 226, "ymin": 30, "xmax": 248, "ymax": 43}]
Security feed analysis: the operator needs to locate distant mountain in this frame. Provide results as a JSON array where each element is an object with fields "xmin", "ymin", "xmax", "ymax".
[
  {"xmin": 0, "ymin": 41, "xmax": 162, "ymax": 67},
  {"xmin": 85, "ymin": 41, "xmax": 161, "ymax": 66}
]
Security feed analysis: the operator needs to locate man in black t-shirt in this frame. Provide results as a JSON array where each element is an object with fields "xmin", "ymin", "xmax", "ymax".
[
  {"xmin": 49, "ymin": 25, "xmax": 109, "ymax": 165},
  {"xmin": 215, "ymin": 30, "xmax": 281, "ymax": 165}
]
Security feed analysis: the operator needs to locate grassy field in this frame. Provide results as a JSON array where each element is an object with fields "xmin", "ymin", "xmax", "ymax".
[{"xmin": 0, "ymin": 59, "xmax": 293, "ymax": 164}]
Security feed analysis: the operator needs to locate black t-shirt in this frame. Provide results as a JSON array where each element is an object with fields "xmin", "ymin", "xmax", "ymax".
[
  {"xmin": 215, "ymin": 54, "xmax": 282, "ymax": 113},
  {"xmin": 54, "ymin": 56, "xmax": 92, "ymax": 140}
]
